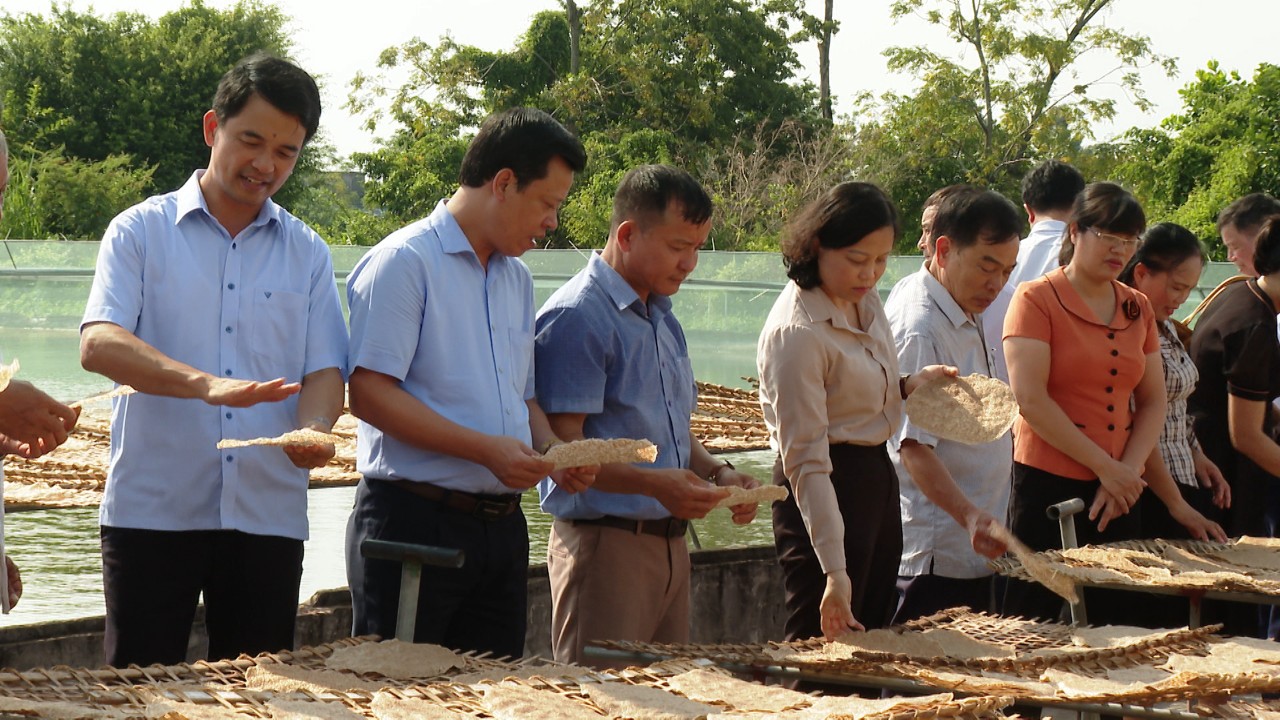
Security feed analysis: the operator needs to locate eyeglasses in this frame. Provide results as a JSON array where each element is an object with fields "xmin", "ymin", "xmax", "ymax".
[{"xmin": 1089, "ymin": 228, "xmax": 1139, "ymax": 250}]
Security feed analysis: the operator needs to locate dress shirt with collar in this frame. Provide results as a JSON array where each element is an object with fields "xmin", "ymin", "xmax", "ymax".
[
  {"xmin": 983, "ymin": 219, "xmax": 1067, "ymax": 382},
  {"xmin": 82, "ymin": 171, "xmax": 349, "ymax": 540},
  {"xmin": 886, "ymin": 269, "xmax": 1012, "ymax": 579},
  {"xmin": 534, "ymin": 252, "xmax": 695, "ymax": 520},
  {"xmin": 347, "ymin": 201, "xmax": 535, "ymax": 495},
  {"xmin": 757, "ymin": 281, "xmax": 902, "ymax": 573}
]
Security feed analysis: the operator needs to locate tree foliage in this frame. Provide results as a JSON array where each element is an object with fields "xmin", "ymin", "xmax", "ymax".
[{"xmin": 1108, "ymin": 62, "xmax": 1280, "ymax": 249}]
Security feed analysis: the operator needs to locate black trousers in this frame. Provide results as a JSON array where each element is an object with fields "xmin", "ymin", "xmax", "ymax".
[
  {"xmin": 101, "ymin": 526, "xmax": 303, "ymax": 667},
  {"xmin": 1000, "ymin": 462, "xmax": 1142, "ymax": 625},
  {"xmin": 772, "ymin": 443, "xmax": 902, "ymax": 642},
  {"xmin": 893, "ymin": 573, "xmax": 995, "ymax": 625},
  {"xmin": 346, "ymin": 477, "xmax": 529, "ymax": 658}
]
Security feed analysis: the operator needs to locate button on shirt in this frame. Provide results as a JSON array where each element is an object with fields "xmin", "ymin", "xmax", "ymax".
[
  {"xmin": 885, "ymin": 269, "xmax": 1012, "ymax": 579},
  {"xmin": 983, "ymin": 219, "xmax": 1068, "ymax": 382},
  {"xmin": 1003, "ymin": 267, "xmax": 1158, "ymax": 480},
  {"xmin": 535, "ymin": 252, "xmax": 695, "ymax": 520},
  {"xmin": 81, "ymin": 171, "xmax": 349, "ymax": 540},
  {"xmin": 757, "ymin": 281, "xmax": 902, "ymax": 573},
  {"xmin": 347, "ymin": 201, "xmax": 534, "ymax": 495}
]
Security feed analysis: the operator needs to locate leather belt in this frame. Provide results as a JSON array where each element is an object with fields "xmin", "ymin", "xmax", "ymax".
[
  {"xmin": 571, "ymin": 515, "xmax": 689, "ymax": 538},
  {"xmin": 382, "ymin": 479, "xmax": 522, "ymax": 521}
]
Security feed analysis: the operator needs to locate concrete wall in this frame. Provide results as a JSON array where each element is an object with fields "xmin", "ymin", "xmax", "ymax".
[{"xmin": 0, "ymin": 546, "xmax": 784, "ymax": 670}]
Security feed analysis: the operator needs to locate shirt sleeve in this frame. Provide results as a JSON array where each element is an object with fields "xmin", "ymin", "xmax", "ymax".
[
  {"xmin": 1224, "ymin": 322, "xmax": 1277, "ymax": 401},
  {"xmin": 534, "ymin": 302, "xmax": 609, "ymax": 416},
  {"xmin": 894, "ymin": 332, "xmax": 940, "ymax": 449},
  {"xmin": 82, "ymin": 211, "xmax": 146, "ymax": 332},
  {"xmin": 346, "ymin": 244, "xmax": 426, "ymax": 382},
  {"xmin": 1003, "ymin": 282, "xmax": 1052, "ymax": 344},
  {"xmin": 302, "ymin": 235, "xmax": 350, "ymax": 380},
  {"xmin": 758, "ymin": 322, "xmax": 846, "ymax": 574},
  {"xmin": 1138, "ymin": 294, "xmax": 1159, "ymax": 355}
]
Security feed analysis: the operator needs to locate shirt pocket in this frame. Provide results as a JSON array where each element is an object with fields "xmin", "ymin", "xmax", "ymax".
[
  {"xmin": 507, "ymin": 327, "xmax": 534, "ymax": 398},
  {"xmin": 250, "ymin": 287, "xmax": 308, "ymax": 374}
]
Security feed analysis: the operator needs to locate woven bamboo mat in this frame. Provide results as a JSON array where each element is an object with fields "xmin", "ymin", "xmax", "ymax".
[
  {"xmin": 0, "ymin": 642, "xmax": 1011, "ymax": 719},
  {"xmin": 990, "ymin": 537, "xmax": 1280, "ymax": 596},
  {"xmin": 594, "ymin": 608, "xmax": 1280, "ymax": 706},
  {"xmin": 693, "ymin": 379, "xmax": 769, "ymax": 453}
]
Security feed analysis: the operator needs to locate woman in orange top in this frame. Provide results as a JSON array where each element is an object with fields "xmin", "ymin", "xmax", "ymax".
[{"xmin": 1002, "ymin": 182, "xmax": 1167, "ymax": 622}]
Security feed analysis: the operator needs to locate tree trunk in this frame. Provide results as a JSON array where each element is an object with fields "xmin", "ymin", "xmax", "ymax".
[
  {"xmin": 565, "ymin": 0, "xmax": 582, "ymax": 74},
  {"xmin": 819, "ymin": 0, "xmax": 833, "ymax": 120}
]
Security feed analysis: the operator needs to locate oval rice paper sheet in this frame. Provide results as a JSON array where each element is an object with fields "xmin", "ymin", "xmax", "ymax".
[{"xmin": 905, "ymin": 373, "xmax": 1018, "ymax": 444}]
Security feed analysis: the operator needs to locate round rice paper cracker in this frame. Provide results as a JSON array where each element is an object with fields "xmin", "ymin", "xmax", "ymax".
[{"xmin": 905, "ymin": 373, "xmax": 1017, "ymax": 444}]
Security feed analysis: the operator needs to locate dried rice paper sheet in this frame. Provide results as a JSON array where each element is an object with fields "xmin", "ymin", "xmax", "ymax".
[
  {"xmin": 217, "ymin": 428, "xmax": 342, "ymax": 449},
  {"xmin": 1207, "ymin": 538, "xmax": 1280, "ymax": 574},
  {"xmin": 989, "ymin": 524, "xmax": 1079, "ymax": 603},
  {"xmin": 0, "ymin": 358, "xmax": 18, "ymax": 393},
  {"xmin": 267, "ymin": 699, "xmax": 367, "ymax": 720},
  {"xmin": 451, "ymin": 661, "xmax": 578, "ymax": 685},
  {"xmin": 371, "ymin": 692, "xmax": 478, "ymax": 719},
  {"xmin": 909, "ymin": 668, "xmax": 1055, "ymax": 698},
  {"xmin": 665, "ymin": 668, "xmax": 812, "ymax": 712},
  {"xmin": 69, "ymin": 385, "xmax": 136, "ymax": 409},
  {"xmin": 324, "ymin": 639, "xmax": 460, "ymax": 678},
  {"xmin": 713, "ymin": 484, "xmax": 789, "ymax": 510},
  {"xmin": 542, "ymin": 437, "xmax": 657, "ymax": 469},
  {"xmin": 904, "ymin": 373, "xmax": 1017, "ymax": 444},
  {"xmin": 480, "ymin": 684, "xmax": 605, "ymax": 720},
  {"xmin": 143, "ymin": 700, "xmax": 245, "ymax": 719},
  {"xmin": 0, "ymin": 695, "xmax": 130, "ymax": 719},
  {"xmin": 1041, "ymin": 666, "xmax": 1176, "ymax": 700},
  {"xmin": 246, "ymin": 663, "xmax": 388, "ymax": 692},
  {"xmin": 1164, "ymin": 637, "xmax": 1280, "ymax": 675},
  {"xmin": 585, "ymin": 681, "xmax": 718, "ymax": 719}
]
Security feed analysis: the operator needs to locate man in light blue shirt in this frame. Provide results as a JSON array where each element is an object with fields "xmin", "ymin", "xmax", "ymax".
[
  {"xmin": 80, "ymin": 55, "xmax": 348, "ymax": 666},
  {"xmin": 345, "ymin": 108, "xmax": 594, "ymax": 659},
  {"xmin": 982, "ymin": 159, "xmax": 1085, "ymax": 380},
  {"xmin": 535, "ymin": 165, "xmax": 759, "ymax": 666},
  {"xmin": 886, "ymin": 187, "xmax": 1021, "ymax": 623}
]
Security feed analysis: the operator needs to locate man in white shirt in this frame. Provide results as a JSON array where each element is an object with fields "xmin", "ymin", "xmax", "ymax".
[{"xmin": 983, "ymin": 160, "xmax": 1085, "ymax": 380}]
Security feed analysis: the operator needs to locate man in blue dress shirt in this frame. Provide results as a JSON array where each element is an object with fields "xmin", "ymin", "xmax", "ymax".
[
  {"xmin": 345, "ymin": 107, "xmax": 594, "ymax": 659},
  {"xmin": 534, "ymin": 165, "xmax": 760, "ymax": 666},
  {"xmin": 80, "ymin": 55, "xmax": 349, "ymax": 666}
]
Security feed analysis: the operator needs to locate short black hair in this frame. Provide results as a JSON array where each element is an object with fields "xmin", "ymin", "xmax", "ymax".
[
  {"xmin": 780, "ymin": 182, "xmax": 899, "ymax": 290},
  {"xmin": 1021, "ymin": 159, "xmax": 1085, "ymax": 214},
  {"xmin": 458, "ymin": 107, "xmax": 586, "ymax": 189},
  {"xmin": 1253, "ymin": 215, "xmax": 1280, "ymax": 276},
  {"xmin": 1059, "ymin": 182, "xmax": 1146, "ymax": 266},
  {"xmin": 1119, "ymin": 222, "xmax": 1207, "ymax": 286},
  {"xmin": 1217, "ymin": 193, "xmax": 1280, "ymax": 234},
  {"xmin": 213, "ymin": 53, "xmax": 322, "ymax": 143},
  {"xmin": 611, "ymin": 165, "xmax": 712, "ymax": 230},
  {"xmin": 931, "ymin": 187, "xmax": 1022, "ymax": 250}
]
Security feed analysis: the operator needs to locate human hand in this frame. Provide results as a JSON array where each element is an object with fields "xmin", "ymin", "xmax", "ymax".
[
  {"xmin": 1094, "ymin": 458, "xmax": 1145, "ymax": 511},
  {"xmin": 820, "ymin": 570, "xmax": 864, "ymax": 640},
  {"xmin": 966, "ymin": 511, "xmax": 1007, "ymax": 559},
  {"xmin": 0, "ymin": 380, "xmax": 80, "ymax": 458},
  {"xmin": 201, "ymin": 376, "xmax": 301, "ymax": 408},
  {"xmin": 903, "ymin": 365, "xmax": 960, "ymax": 397},
  {"xmin": 1169, "ymin": 502, "xmax": 1228, "ymax": 543},
  {"xmin": 1193, "ymin": 450, "xmax": 1231, "ymax": 509},
  {"xmin": 483, "ymin": 436, "xmax": 555, "ymax": 491},
  {"xmin": 651, "ymin": 469, "xmax": 729, "ymax": 520},
  {"xmin": 1088, "ymin": 485, "xmax": 1131, "ymax": 532},
  {"xmin": 550, "ymin": 464, "xmax": 598, "ymax": 494},
  {"xmin": 714, "ymin": 469, "xmax": 760, "ymax": 525},
  {"xmin": 5, "ymin": 556, "xmax": 22, "ymax": 610},
  {"xmin": 283, "ymin": 442, "xmax": 336, "ymax": 469}
]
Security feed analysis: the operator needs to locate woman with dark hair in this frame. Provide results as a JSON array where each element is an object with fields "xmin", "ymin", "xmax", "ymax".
[
  {"xmin": 1001, "ymin": 182, "xmax": 1167, "ymax": 623},
  {"xmin": 757, "ymin": 182, "xmax": 953, "ymax": 641},
  {"xmin": 1118, "ymin": 223, "xmax": 1229, "ymax": 541}
]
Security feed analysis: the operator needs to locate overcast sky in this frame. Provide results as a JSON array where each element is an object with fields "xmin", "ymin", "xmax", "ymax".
[{"xmin": 4, "ymin": 0, "xmax": 1274, "ymax": 160}]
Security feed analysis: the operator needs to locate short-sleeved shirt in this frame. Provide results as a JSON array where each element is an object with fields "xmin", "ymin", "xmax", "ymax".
[
  {"xmin": 1188, "ymin": 278, "xmax": 1280, "ymax": 472},
  {"xmin": 885, "ymin": 269, "xmax": 1012, "ymax": 579},
  {"xmin": 81, "ymin": 171, "xmax": 349, "ymax": 540},
  {"xmin": 534, "ymin": 252, "xmax": 695, "ymax": 520},
  {"xmin": 984, "ymin": 219, "xmax": 1068, "ymax": 382},
  {"xmin": 1003, "ymin": 268, "xmax": 1158, "ymax": 480},
  {"xmin": 1155, "ymin": 320, "xmax": 1201, "ymax": 488},
  {"xmin": 757, "ymin": 281, "xmax": 902, "ymax": 573},
  {"xmin": 347, "ymin": 201, "xmax": 536, "ymax": 495}
]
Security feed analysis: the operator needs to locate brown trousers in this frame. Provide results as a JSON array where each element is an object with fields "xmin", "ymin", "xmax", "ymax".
[{"xmin": 547, "ymin": 519, "xmax": 690, "ymax": 666}]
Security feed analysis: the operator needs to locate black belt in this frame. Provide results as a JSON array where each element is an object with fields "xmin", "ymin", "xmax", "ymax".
[
  {"xmin": 382, "ymin": 479, "xmax": 522, "ymax": 521},
  {"xmin": 571, "ymin": 515, "xmax": 688, "ymax": 538}
]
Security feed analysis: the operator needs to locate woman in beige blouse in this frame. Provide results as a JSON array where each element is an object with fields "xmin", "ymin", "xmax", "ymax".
[{"xmin": 758, "ymin": 182, "xmax": 952, "ymax": 641}]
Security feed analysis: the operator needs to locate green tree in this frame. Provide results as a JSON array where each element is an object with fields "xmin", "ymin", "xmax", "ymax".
[
  {"xmin": 852, "ymin": 0, "xmax": 1174, "ymax": 250},
  {"xmin": 1109, "ymin": 62, "xmax": 1280, "ymax": 249}
]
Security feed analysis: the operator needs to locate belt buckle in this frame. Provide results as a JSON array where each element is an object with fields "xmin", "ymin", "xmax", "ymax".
[{"xmin": 473, "ymin": 498, "xmax": 510, "ymax": 521}]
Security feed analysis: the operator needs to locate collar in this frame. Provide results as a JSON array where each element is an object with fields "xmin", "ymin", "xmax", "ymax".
[
  {"xmin": 1044, "ymin": 267, "xmax": 1142, "ymax": 330},
  {"xmin": 1029, "ymin": 218, "xmax": 1067, "ymax": 237},
  {"xmin": 1248, "ymin": 277, "xmax": 1278, "ymax": 314},
  {"xmin": 920, "ymin": 268, "xmax": 974, "ymax": 329},
  {"xmin": 794, "ymin": 282, "xmax": 880, "ymax": 335},
  {"xmin": 587, "ymin": 251, "xmax": 672, "ymax": 315},
  {"xmin": 176, "ymin": 170, "xmax": 280, "ymax": 231},
  {"xmin": 430, "ymin": 200, "xmax": 483, "ymax": 259}
]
